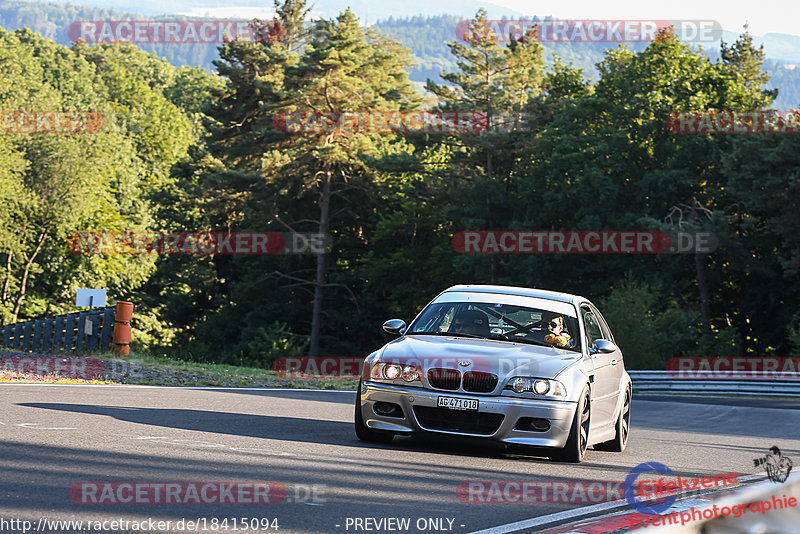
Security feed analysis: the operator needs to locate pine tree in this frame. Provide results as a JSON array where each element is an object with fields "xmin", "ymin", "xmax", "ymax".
[{"xmin": 259, "ymin": 9, "xmax": 420, "ymax": 355}]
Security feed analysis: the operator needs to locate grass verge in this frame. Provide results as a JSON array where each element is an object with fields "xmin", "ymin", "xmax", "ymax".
[{"xmin": 0, "ymin": 349, "xmax": 360, "ymax": 389}]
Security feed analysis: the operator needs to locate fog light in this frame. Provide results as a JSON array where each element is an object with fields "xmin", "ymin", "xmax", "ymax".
[
  {"xmin": 374, "ymin": 402, "xmax": 403, "ymax": 418},
  {"xmin": 530, "ymin": 418, "xmax": 550, "ymax": 431},
  {"xmin": 515, "ymin": 417, "xmax": 551, "ymax": 432}
]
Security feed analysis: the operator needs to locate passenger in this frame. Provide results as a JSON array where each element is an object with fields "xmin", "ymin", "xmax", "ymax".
[{"xmin": 540, "ymin": 312, "xmax": 572, "ymax": 347}]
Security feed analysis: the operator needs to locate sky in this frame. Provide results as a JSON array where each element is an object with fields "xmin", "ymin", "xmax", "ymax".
[{"xmin": 488, "ymin": 0, "xmax": 799, "ymax": 36}]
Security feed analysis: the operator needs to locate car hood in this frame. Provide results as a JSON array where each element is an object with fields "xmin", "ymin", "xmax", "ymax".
[{"xmin": 376, "ymin": 335, "xmax": 580, "ymax": 380}]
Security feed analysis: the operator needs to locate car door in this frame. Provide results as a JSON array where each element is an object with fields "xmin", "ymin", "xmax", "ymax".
[
  {"xmin": 591, "ymin": 303, "xmax": 625, "ymax": 408},
  {"xmin": 581, "ymin": 304, "xmax": 617, "ymax": 428}
]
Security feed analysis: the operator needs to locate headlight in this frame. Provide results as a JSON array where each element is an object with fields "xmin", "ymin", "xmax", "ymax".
[
  {"xmin": 402, "ymin": 364, "xmax": 421, "ymax": 381},
  {"xmin": 384, "ymin": 364, "xmax": 401, "ymax": 380},
  {"xmin": 507, "ymin": 378, "xmax": 567, "ymax": 399},
  {"xmin": 370, "ymin": 362, "xmax": 421, "ymax": 384}
]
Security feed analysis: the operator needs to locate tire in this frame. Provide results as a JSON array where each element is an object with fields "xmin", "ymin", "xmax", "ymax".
[
  {"xmin": 595, "ymin": 385, "xmax": 631, "ymax": 452},
  {"xmin": 354, "ymin": 380, "xmax": 395, "ymax": 444},
  {"xmin": 549, "ymin": 385, "xmax": 591, "ymax": 463}
]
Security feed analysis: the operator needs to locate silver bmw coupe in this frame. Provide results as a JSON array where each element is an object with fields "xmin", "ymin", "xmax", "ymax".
[{"xmin": 354, "ymin": 284, "xmax": 632, "ymax": 462}]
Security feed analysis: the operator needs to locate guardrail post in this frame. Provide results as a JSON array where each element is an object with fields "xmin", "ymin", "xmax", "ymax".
[
  {"xmin": 12, "ymin": 323, "xmax": 22, "ymax": 349},
  {"xmin": 75, "ymin": 311, "xmax": 88, "ymax": 352},
  {"xmin": 2, "ymin": 324, "xmax": 11, "ymax": 348},
  {"xmin": 64, "ymin": 313, "xmax": 76, "ymax": 353},
  {"xmin": 32, "ymin": 320, "xmax": 43, "ymax": 353},
  {"xmin": 88, "ymin": 308, "xmax": 101, "ymax": 351},
  {"xmin": 100, "ymin": 306, "xmax": 115, "ymax": 351},
  {"xmin": 53, "ymin": 315, "xmax": 65, "ymax": 352},
  {"xmin": 22, "ymin": 321, "xmax": 32, "ymax": 351},
  {"xmin": 42, "ymin": 317, "xmax": 53, "ymax": 353}
]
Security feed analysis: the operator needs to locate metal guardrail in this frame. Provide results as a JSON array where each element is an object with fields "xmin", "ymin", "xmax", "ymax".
[
  {"xmin": 629, "ymin": 370, "xmax": 800, "ymax": 397},
  {"xmin": 0, "ymin": 307, "xmax": 116, "ymax": 354}
]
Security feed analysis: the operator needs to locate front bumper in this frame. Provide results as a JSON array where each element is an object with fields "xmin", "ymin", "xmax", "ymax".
[{"xmin": 359, "ymin": 381, "xmax": 577, "ymax": 448}]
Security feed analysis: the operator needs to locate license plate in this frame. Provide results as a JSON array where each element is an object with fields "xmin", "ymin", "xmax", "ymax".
[{"xmin": 437, "ymin": 396, "xmax": 478, "ymax": 411}]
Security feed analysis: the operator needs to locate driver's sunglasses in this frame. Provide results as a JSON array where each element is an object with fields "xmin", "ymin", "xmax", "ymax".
[{"xmin": 548, "ymin": 321, "xmax": 559, "ymax": 328}]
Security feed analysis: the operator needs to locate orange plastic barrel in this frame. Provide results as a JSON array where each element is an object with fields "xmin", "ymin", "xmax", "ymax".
[
  {"xmin": 116, "ymin": 301, "xmax": 133, "ymax": 323},
  {"xmin": 114, "ymin": 301, "xmax": 133, "ymax": 356}
]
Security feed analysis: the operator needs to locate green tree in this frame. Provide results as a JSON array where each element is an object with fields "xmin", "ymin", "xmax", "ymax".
[{"xmin": 262, "ymin": 9, "xmax": 420, "ymax": 355}]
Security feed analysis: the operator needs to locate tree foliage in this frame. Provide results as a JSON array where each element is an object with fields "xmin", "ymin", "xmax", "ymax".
[{"xmin": 0, "ymin": 9, "xmax": 796, "ymax": 370}]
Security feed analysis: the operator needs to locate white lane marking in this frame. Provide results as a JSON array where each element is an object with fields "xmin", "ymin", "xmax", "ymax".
[
  {"xmin": 230, "ymin": 448, "xmax": 295, "ymax": 456},
  {"xmin": 465, "ymin": 473, "xmax": 767, "ymax": 534},
  {"xmin": 169, "ymin": 440, "xmax": 227, "ymax": 448},
  {"xmin": 16, "ymin": 423, "xmax": 77, "ymax": 430},
  {"xmin": 132, "ymin": 436, "xmax": 351, "ymax": 460},
  {"xmin": 132, "ymin": 436, "xmax": 295, "ymax": 456}
]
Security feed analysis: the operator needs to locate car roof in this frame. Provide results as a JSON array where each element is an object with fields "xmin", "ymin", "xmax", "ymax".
[{"xmin": 442, "ymin": 284, "xmax": 587, "ymax": 306}]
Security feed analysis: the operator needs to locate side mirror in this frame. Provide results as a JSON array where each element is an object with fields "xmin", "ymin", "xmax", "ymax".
[
  {"xmin": 590, "ymin": 339, "xmax": 617, "ymax": 355},
  {"xmin": 383, "ymin": 319, "xmax": 407, "ymax": 336}
]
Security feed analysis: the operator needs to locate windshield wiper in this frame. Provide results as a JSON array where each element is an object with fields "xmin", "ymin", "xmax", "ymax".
[
  {"xmin": 408, "ymin": 331, "xmax": 570, "ymax": 349},
  {"xmin": 407, "ymin": 331, "xmax": 485, "ymax": 339},
  {"xmin": 484, "ymin": 334, "xmax": 553, "ymax": 347},
  {"xmin": 485, "ymin": 333, "xmax": 562, "ymax": 348}
]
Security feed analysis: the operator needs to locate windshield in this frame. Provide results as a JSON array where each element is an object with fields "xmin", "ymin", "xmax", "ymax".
[{"xmin": 407, "ymin": 296, "xmax": 581, "ymax": 352}]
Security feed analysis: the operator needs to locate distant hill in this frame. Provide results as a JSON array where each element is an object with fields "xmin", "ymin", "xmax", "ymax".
[
  {"xmin": 2, "ymin": 0, "xmax": 799, "ymax": 108},
  {"xmin": 374, "ymin": 16, "xmax": 800, "ymax": 108},
  {"xmin": 9, "ymin": 0, "xmax": 524, "ymax": 20},
  {"xmin": 0, "ymin": 0, "xmax": 221, "ymax": 67}
]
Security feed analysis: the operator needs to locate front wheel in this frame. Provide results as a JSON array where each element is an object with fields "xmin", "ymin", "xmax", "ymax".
[
  {"xmin": 595, "ymin": 386, "xmax": 631, "ymax": 452},
  {"xmin": 354, "ymin": 381, "xmax": 394, "ymax": 444},
  {"xmin": 550, "ymin": 385, "xmax": 591, "ymax": 463}
]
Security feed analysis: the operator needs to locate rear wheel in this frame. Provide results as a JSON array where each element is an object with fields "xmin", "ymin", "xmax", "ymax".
[
  {"xmin": 550, "ymin": 385, "xmax": 591, "ymax": 463},
  {"xmin": 595, "ymin": 386, "xmax": 631, "ymax": 452},
  {"xmin": 354, "ymin": 380, "xmax": 395, "ymax": 444}
]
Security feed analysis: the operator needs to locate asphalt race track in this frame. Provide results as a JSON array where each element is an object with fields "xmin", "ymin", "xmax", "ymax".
[{"xmin": 1, "ymin": 385, "xmax": 799, "ymax": 533}]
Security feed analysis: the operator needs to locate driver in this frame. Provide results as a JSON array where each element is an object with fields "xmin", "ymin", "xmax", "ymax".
[
  {"xmin": 450, "ymin": 309, "xmax": 489, "ymax": 336},
  {"xmin": 540, "ymin": 311, "xmax": 572, "ymax": 347}
]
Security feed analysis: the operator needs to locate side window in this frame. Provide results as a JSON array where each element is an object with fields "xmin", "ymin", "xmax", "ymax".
[
  {"xmin": 581, "ymin": 306, "xmax": 603, "ymax": 346},
  {"xmin": 591, "ymin": 305, "xmax": 614, "ymax": 342}
]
